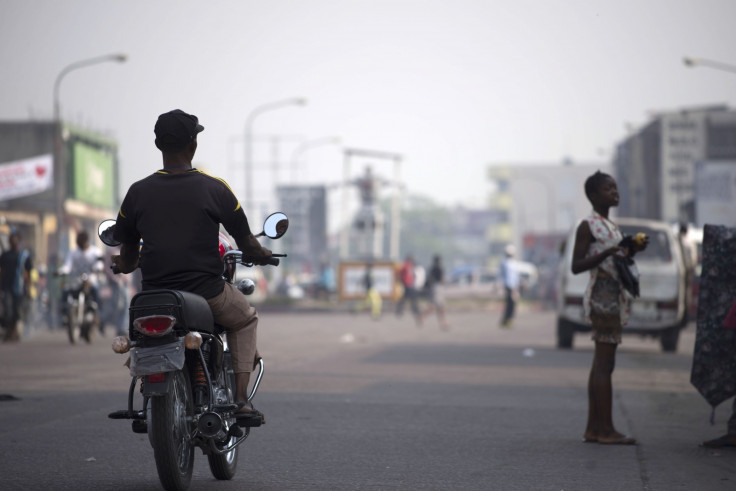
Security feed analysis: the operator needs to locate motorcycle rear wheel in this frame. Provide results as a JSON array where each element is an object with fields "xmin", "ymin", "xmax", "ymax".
[
  {"xmin": 150, "ymin": 369, "xmax": 194, "ymax": 491},
  {"xmin": 207, "ymin": 354, "xmax": 239, "ymax": 480}
]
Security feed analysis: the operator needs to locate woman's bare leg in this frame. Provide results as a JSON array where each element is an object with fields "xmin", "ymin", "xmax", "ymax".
[{"xmin": 585, "ymin": 341, "xmax": 624, "ymax": 441}]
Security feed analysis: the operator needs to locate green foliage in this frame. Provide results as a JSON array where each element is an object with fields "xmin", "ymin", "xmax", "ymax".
[{"xmin": 381, "ymin": 194, "xmax": 464, "ymax": 266}]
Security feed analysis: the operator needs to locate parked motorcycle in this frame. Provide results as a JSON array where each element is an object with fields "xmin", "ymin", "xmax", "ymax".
[
  {"xmin": 58, "ymin": 272, "xmax": 100, "ymax": 344},
  {"xmin": 97, "ymin": 212, "xmax": 288, "ymax": 491}
]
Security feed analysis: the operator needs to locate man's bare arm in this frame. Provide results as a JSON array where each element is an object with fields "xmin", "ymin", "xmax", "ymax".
[{"xmin": 112, "ymin": 242, "xmax": 140, "ymax": 274}]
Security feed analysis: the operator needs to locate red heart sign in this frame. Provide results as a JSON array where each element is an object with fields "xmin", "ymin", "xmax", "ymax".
[{"xmin": 35, "ymin": 165, "xmax": 47, "ymax": 177}]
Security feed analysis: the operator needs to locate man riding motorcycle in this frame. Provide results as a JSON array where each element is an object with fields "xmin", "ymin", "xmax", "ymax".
[
  {"xmin": 58, "ymin": 230, "xmax": 104, "ymax": 324},
  {"xmin": 112, "ymin": 109, "xmax": 272, "ymax": 420}
]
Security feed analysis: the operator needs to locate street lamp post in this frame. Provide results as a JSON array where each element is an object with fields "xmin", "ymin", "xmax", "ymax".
[
  {"xmin": 244, "ymin": 98, "xmax": 307, "ymax": 220},
  {"xmin": 289, "ymin": 136, "xmax": 341, "ymax": 182},
  {"xmin": 683, "ymin": 56, "xmax": 736, "ymax": 74},
  {"xmin": 53, "ymin": 53, "xmax": 127, "ymax": 258}
]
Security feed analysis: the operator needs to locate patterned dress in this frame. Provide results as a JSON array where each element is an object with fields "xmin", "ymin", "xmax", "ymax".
[{"xmin": 583, "ymin": 213, "xmax": 631, "ymax": 343}]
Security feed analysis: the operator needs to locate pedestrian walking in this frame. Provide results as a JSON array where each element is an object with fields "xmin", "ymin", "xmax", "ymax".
[
  {"xmin": 499, "ymin": 245, "xmax": 520, "ymax": 328},
  {"xmin": 421, "ymin": 255, "xmax": 449, "ymax": 330},
  {"xmin": 0, "ymin": 231, "xmax": 33, "ymax": 342},
  {"xmin": 396, "ymin": 255, "xmax": 421, "ymax": 326},
  {"xmin": 572, "ymin": 170, "xmax": 646, "ymax": 445}
]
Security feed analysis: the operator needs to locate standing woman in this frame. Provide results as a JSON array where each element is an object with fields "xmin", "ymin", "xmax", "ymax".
[{"xmin": 572, "ymin": 171, "xmax": 646, "ymax": 445}]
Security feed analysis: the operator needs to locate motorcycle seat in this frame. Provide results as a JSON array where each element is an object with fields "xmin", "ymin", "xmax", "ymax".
[{"xmin": 129, "ymin": 289, "xmax": 215, "ymax": 334}]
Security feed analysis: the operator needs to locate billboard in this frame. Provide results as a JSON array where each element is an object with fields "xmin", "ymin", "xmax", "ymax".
[
  {"xmin": 72, "ymin": 142, "xmax": 114, "ymax": 208},
  {"xmin": 338, "ymin": 261, "xmax": 398, "ymax": 300},
  {"xmin": 0, "ymin": 154, "xmax": 53, "ymax": 201},
  {"xmin": 695, "ymin": 161, "xmax": 736, "ymax": 227}
]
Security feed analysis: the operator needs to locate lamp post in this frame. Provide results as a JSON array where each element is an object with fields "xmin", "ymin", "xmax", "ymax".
[
  {"xmin": 244, "ymin": 98, "xmax": 307, "ymax": 220},
  {"xmin": 289, "ymin": 136, "xmax": 341, "ymax": 182},
  {"xmin": 52, "ymin": 53, "xmax": 127, "ymax": 257},
  {"xmin": 683, "ymin": 56, "xmax": 736, "ymax": 74}
]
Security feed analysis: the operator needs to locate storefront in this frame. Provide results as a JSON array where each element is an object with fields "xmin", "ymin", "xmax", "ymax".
[{"xmin": 0, "ymin": 121, "xmax": 119, "ymax": 269}]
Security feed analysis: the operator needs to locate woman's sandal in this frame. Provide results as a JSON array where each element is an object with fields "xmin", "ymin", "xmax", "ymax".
[{"xmin": 701, "ymin": 435, "xmax": 736, "ymax": 448}]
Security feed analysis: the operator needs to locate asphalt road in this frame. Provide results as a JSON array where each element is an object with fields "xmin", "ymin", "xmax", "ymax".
[{"xmin": 1, "ymin": 305, "xmax": 734, "ymax": 490}]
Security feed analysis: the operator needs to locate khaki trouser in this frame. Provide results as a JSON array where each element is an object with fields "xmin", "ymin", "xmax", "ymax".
[{"xmin": 206, "ymin": 282, "xmax": 259, "ymax": 373}]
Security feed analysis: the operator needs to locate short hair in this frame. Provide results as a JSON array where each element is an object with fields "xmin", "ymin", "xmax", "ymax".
[
  {"xmin": 584, "ymin": 171, "xmax": 613, "ymax": 201},
  {"xmin": 76, "ymin": 231, "xmax": 90, "ymax": 247}
]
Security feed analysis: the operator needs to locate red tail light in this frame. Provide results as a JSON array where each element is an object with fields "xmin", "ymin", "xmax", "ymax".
[
  {"xmin": 147, "ymin": 373, "xmax": 166, "ymax": 383},
  {"xmin": 565, "ymin": 296, "xmax": 584, "ymax": 306},
  {"xmin": 656, "ymin": 300, "xmax": 679, "ymax": 310},
  {"xmin": 133, "ymin": 315, "xmax": 176, "ymax": 337}
]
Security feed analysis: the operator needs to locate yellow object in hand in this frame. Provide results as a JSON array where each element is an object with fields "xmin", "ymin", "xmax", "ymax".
[{"xmin": 634, "ymin": 233, "xmax": 647, "ymax": 246}]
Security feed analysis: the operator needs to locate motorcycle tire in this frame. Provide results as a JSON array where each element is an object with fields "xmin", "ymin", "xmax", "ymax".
[
  {"xmin": 207, "ymin": 355, "xmax": 239, "ymax": 480},
  {"xmin": 207, "ymin": 435, "xmax": 239, "ymax": 480},
  {"xmin": 80, "ymin": 311, "xmax": 98, "ymax": 344},
  {"xmin": 66, "ymin": 312, "xmax": 81, "ymax": 345},
  {"xmin": 150, "ymin": 368, "xmax": 195, "ymax": 491}
]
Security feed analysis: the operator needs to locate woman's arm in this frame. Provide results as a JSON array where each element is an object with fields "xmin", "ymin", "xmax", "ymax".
[{"xmin": 571, "ymin": 220, "xmax": 621, "ymax": 274}]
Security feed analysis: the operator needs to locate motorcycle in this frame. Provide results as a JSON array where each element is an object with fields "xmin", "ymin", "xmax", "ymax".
[
  {"xmin": 97, "ymin": 212, "xmax": 288, "ymax": 491},
  {"xmin": 59, "ymin": 272, "xmax": 101, "ymax": 344}
]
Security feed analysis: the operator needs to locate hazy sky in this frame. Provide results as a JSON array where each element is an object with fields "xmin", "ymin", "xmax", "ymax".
[{"xmin": 2, "ymin": 0, "xmax": 735, "ymax": 220}]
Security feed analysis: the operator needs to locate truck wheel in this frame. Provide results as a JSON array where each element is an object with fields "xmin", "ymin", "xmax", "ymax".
[
  {"xmin": 556, "ymin": 317, "xmax": 575, "ymax": 349},
  {"xmin": 660, "ymin": 326, "xmax": 680, "ymax": 353}
]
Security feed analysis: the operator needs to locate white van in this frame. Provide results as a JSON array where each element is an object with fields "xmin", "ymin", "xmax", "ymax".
[{"xmin": 556, "ymin": 217, "xmax": 687, "ymax": 352}]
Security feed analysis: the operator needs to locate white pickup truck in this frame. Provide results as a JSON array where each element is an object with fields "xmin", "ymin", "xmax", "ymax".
[{"xmin": 556, "ymin": 217, "xmax": 687, "ymax": 352}]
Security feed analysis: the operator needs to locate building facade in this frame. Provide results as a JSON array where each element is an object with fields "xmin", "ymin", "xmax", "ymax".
[
  {"xmin": 487, "ymin": 160, "xmax": 609, "ymax": 269},
  {"xmin": 0, "ymin": 120, "xmax": 120, "ymax": 269},
  {"xmin": 615, "ymin": 105, "xmax": 736, "ymax": 226}
]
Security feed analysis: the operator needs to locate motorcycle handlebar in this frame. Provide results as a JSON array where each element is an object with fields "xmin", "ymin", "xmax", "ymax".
[
  {"xmin": 223, "ymin": 250, "xmax": 285, "ymax": 268},
  {"xmin": 107, "ymin": 250, "xmax": 284, "ymax": 275}
]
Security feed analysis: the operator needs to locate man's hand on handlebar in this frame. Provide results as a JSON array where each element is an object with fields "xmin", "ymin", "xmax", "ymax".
[
  {"xmin": 241, "ymin": 235, "xmax": 273, "ymax": 266},
  {"xmin": 111, "ymin": 242, "xmax": 140, "ymax": 274}
]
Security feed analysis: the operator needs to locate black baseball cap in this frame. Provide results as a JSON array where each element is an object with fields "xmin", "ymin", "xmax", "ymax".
[{"xmin": 154, "ymin": 109, "xmax": 204, "ymax": 152}]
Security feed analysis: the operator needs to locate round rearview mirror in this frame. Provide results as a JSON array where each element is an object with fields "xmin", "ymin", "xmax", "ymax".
[
  {"xmin": 98, "ymin": 219, "xmax": 121, "ymax": 247},
  {"xmin": 263, "ymin": 212, "xmax": 289, "ymax": 239}
]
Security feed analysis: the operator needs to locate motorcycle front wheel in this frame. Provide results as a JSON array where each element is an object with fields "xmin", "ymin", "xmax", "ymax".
[
  {"xmin": 150, "ymin": 369, "xmax": 194, "ymax": 491},
  {"xmin": 65, "ymin": 300, "xmax": 81, "ymax": 345}
]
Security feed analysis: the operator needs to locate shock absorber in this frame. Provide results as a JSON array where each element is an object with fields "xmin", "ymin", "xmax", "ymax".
[
  {"xmin": 192, "ymin": 359, "xmax": 207, "ymax": 388},
  {"xmin": 191, "ymin": 341, "xmax": 211, "ymax": 406}
]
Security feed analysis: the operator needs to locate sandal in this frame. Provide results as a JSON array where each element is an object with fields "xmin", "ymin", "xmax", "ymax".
[{"xmin": 701, "ymin": 435, "xmax": 736, "ymax": 448}]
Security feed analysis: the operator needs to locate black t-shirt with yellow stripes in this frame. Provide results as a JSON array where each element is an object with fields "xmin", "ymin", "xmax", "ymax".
[{"xmin": 114, "ymin": 169, "xmax": 251, "ymax": 299}]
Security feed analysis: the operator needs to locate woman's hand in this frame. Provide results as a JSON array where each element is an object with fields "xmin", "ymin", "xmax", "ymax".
[{"xmin": 633, "ymin": 234, "xmax": 649, "ymax": 253}]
